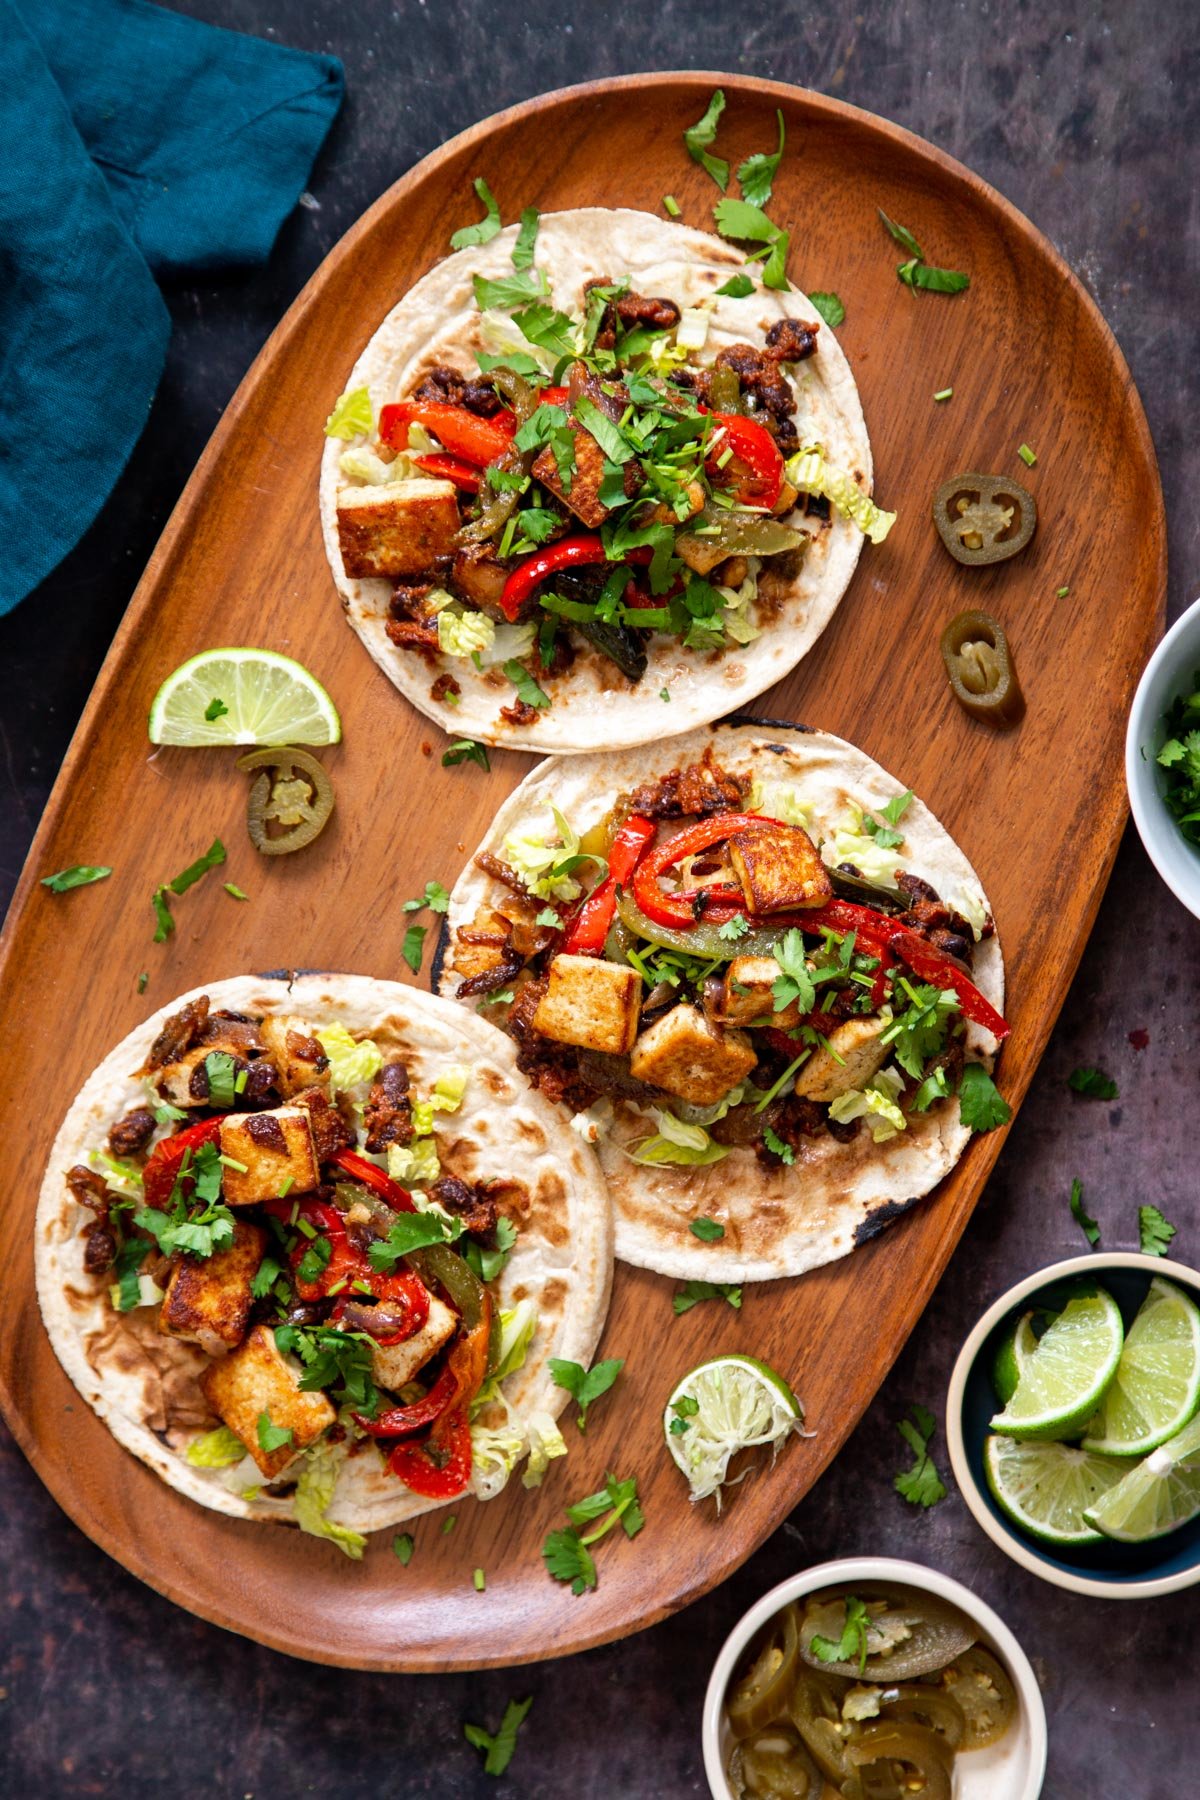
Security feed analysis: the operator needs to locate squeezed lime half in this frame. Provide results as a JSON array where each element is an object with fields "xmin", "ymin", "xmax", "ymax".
[{"xmin": 664, "ymin": 1354, "xmax": 800, "ymax": 1506}]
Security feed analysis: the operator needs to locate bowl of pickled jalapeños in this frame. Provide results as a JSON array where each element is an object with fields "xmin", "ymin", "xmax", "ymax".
[
  {"xmin": 932, "ymin": 473, "xmax": 1036, "ymax": 567},
  {"xmin": 702, "ymin": 1558, "xmax": 1047, "ymax": 1800},
  {"xmin": 941, "ymin": 611, "xmax": 1025, "ymax": 728}
]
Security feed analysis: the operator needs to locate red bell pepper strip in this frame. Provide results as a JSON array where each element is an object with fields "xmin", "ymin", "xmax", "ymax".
[
  {"xmin": 351, "ymin": 1363, "xmax": 458, "ymax": 1438},
  {"xmin": 561, "ymin": 813, "xmax": 656, "ymax": 955},
  {"xmin": 141, "ymin": 1115, "xmax": 227, "ymax": 1210},
  {"xmin": 889, "ymin": 926, "xmax": 1009, "ymax": 1041},
  {"xmin": 788, "ymin": 898, "xmax": 896, "ymax": 952},
  {"xmin": 328, "ymin": 1147, "xmax": 418, "ymax": 1215},
  {"xmin": 630, "ymin": 812, "xmax": 770, "ymax": 927},
  {"xmin": 378, "ymin": 401, "xmax": 515, "ymax": 466},
  {"xmin": 387, "ymin": 1405, "xmax": 472, "ymax": 1498},
  {"xmin": 497, "ymin": 535, "xmax": 654, "ymax": 623},
  {"xmin": 329, "ymin": 1267, "xmax": 431, "ymax": 1344},
  {"xmin": 705, "ymin": 411, "xmax": 784, "ymax": 509},
  {"xmin": 413, "ymin": 452, "xmax": 481, "ymax": 492}
]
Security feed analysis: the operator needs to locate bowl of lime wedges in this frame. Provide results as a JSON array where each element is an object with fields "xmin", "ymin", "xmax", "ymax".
[{"xmin": 947, "ymin": 1254, "xmax": 1200, "ymax": 1597}]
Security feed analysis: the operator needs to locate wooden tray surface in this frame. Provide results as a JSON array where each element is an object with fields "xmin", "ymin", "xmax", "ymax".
[{"xmin": 0, "ymin": 74, "xmax": 1164, "ymax": 1669}]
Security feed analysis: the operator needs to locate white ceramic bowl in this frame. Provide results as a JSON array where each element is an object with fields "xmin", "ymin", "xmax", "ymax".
[
  {"xmin": 947, "ymin": 1252, "xmax": 1200, "ymax": 1599},
  {"xmin": 1126, "ymin": 593, "xmax": 1200, "ymax": 918},
  {"xmin": 702, "ymin": 1555, "xmax": 1047, "ymax": 1799}
]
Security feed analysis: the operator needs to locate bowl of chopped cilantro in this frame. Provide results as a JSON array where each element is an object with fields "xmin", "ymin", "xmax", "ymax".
[{"xmin": 1126, "ymin": 595, "xmax": 1200, "ymax": 918}]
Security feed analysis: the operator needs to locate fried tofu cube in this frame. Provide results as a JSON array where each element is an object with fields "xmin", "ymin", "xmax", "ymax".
[
  {"xmin": 452, "ymin": 907, "xmax": 513, "ymax": 985},
  {"xmin": 793, "ymin": 1016, "xmax": 892, "ymax": 1103},
  {"xmin": 533, "ymin": 954, "xmax": 643, "ymax": 1056},
  {"xmin": 710, "ymin": 956, "xmax": 803, "ymax": 1031},
  {"xmin": 371, "ymin": 1294, "xmax": 458, "ymax": 1393},
  {"xmin": 159, "ymin": 1219, "xmax": 267, "ymax": 1357},
  {"xmin": 728, "ymin": 824, "xmax": 833, "ymax": 914},
  {"xmin": 259, "ymin": 1015, "xmax": 329, "ymax": 1099},
  {"xmin": 532, "ymin": 426, "xmax": 614, "ymax": 528},
  {"xmin": 629, "ymin": 1003, "xmax": 757, "ymax": 1105},
  {"xmin": 199, "ymin": 1323, "xmax": 335, "ymax": 1478},
  {"xmin": 218, "ymin": 1107, "xmax": 317, "ymax": 1206},
  {"xmin": 336, "ymin": 478, "xmax": 460, "ymax": 579}
]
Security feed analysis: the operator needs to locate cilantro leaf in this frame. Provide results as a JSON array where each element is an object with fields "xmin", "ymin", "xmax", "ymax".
[
  {"xmin": 958, "ymin": 1063, "xmax": 1011, "ymax": 1134},
  {"xmin": 152, "ymin": 885, "xmax": 175, "ymax": 942},
  {"xmin": 880, "ymin": 980, "xmax": 957, "ymax": 1080},
  {"xmin": 574, "ymin": 395, "xmax": 635, "ymax": 465},
  {"xmin": 808, "ymin": 291, "xmax": 845, "ymax": 327},
  {"xmin": 1139, "ymin": 1204, "xmax": 1176, "ymax": 1257},
  {"xmin": 1068, "ymin": 1067, "xmax": 1119, "ymax": 1100},
  {"xmin": 717, "ymin": 914, "xmax": 750, "ymax": 942},
  {"xmin": 443, "ymin": 738, "xmax": 490, "ymax": 770},
  {"xmin": 542, "ymin": 1527, "xmax": 598, "ymax": 1594},
  {"xmin": 204, "ymin": 696, "xmax": 228, "ymax": 722},
  {"xmin": 281, "ymin": 1324, "xmax": 378, "ymax": 1412},
  {"xmin": 512, "ymin": 206, "xmax": 540, "ymax": 271},
  {"xmin": 878, "ymin": 209, "xmax": 924, "ymax": 258},
  {"xmin": 223, "ymin": 882, "xmax": 249, "ymax": 901},
  {"xmin": 295, "ymin": 1233, "xmax": 333, "ymax": 1287},
  {"xmin": 716, "ymin": 273, "xmax": 754, "ymax": 298},
  {"xmin": 202, "ymin": 1050, "xmax": 237, "ymax": 1108},
  {"xmin": 464, "ymin": 1215, "xmax": 518, "ymax": 1283},
  {"xmin": 909, "ymin": 1065, "xmax": 950, "ymax": 1114},
  {"xmin": 548, "ymin": 1356, "xmax": 624, "ymax": 1432},
  {"xmin": 900, "ymin": 261, "xmax": 971, "ymax": 294},
  {"xmin": 502, "ymin": 660, "xmax": 550, "ymax": 710},
  {"xmin": 737, "ymin": 109, "xmax": 785, "ymax": 208},
  {"xmin": 771, "ymin": 928, "xmax": 816, "ymax": 1015},
  {"xmin": 368, "ymin": 1212, "xmax": 464, "ymax": 1271},
  {"xmin": 689, "ymin": 1217, "xmax": 725, "ymax": 1242},
  {"xmin": 402, "ymin": 923, "xmax": 427, "ymax": 974},
  {"xmin": 511, "ymin": 302, "xmax": 575, "ymax": 360},
  {"xmin": 810, "ymin": 1594, "xmax": 871, "ymax": 1674},
  {"xmin": 404, "ymin": 879, "xmax": 450, "ymax": 914},
  {"xmin": 464, "ymin": 1696, "xmax": 533, "ymax": 1778},
  {"xmin": 448, "ymin": 175, "xmax": 503, "ymax": 250},
  {"xmin": 41, "ymin": 864, "xmax": 112, "ymax": 893},
  {"xmin": 683, "ymin": 90, "xmax": 729, "ymax": 191},
  {"xmin": 169, "ymin": 839, "xmax": 226, "ymax": 895},
  {"xmin": 893, "ymin": 1406, "xmax": 947, "ymax": 1509},
  {"xmin": 472, "ymin": 267, "xmax": 548, "ymax": 311},
  {"xmin": 256, "ymin": 1411, "xmax": 294, "ymax": 1454},
  {"xmin": 250, "ymin": 1255, "xmax": 282, "ymax": 1300},
  {"xmin": 1069, "ymin": 1177, "xmax": 1100, "ymax": 1247},
  {"xmin": 112, "ymin": 1236, "xmax": 150, "ymax": 1311},
  {"xmin": 880, "ymin": 789, "xmax": 913, "ymax": 827},
  {"xmin": 673, "ymin": 1280, "xmax": 742, "ymax": 1316},
  {"xmin": 762, "ymin": 1125, "xmax": 795, "ymax": 1165},
  {"xmin": 392, "ymin": 1532, "xmax": 414, "ymax": 1565}
]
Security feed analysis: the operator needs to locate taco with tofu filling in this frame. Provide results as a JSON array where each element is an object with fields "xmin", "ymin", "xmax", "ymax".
[
  {"xmin": 320, "ymin": 207, "xmax": 887, "ymax": 754},
  {"xmin": 439, "ymin": 722, "xmax": 1009, "ymax": 1282},
  {"xmin": 35, "ymin": 975, "xmax": 611, "ymax": 1549}
]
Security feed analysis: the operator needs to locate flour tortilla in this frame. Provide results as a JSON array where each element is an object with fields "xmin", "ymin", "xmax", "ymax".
[
  {"xmin": 36, "ymin": 974, "xmax": 613, "ymax": 1533},
  {"xmin": 320, "ymin": 208, "xmax": 873, "ymax": 753},
  {"xmin": 440, "ymin": 723, "xmax": 1005, "ymax": 1282}
]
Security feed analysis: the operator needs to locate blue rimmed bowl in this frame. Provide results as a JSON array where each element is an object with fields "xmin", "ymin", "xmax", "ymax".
[{"xmin": 947, "ymin": 1252, "xmax": 1200, "ymax": 1597}]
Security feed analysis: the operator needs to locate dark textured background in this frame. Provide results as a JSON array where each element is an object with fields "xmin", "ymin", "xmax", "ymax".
[{"xmin": 3, "ymin": 3, "xmax": 1198, "ymax": 1795}]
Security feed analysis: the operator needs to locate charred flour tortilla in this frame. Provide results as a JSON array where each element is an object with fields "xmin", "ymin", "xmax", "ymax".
[
  {"xmin": 440, "ymin": 723, "xmax": 1005, "ymax": 1282},
  {"xmin": 319, "ymin": 208, "xmax": 875, "ymax": 753},
  {"xmin": 36, "ymin": 975, "xmax": 612, "ymax": 1536}
]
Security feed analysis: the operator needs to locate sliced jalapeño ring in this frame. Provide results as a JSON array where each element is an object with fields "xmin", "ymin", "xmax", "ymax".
[
  {"xmin": 940, "ymin": 610, "xmax": 1024, "ymax": 726},
  {"xmin": 237, "ymin": 746, "xmax": 335, "ymax": 855},
  {"xmin": 932, "ymin": 471, "xmax": 1036, "ymax": 565}
]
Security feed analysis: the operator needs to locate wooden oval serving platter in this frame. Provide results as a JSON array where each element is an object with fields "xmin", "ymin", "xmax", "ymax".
[{"xmin": 0, "ymin": 74, "xmax": 1164, "ymax": 1670}]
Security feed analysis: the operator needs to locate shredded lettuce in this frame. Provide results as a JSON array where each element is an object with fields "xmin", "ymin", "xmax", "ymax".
[
  {"xmin": 522, "ymin": 1412, "xmax": 568, "ymax": 1488},
  {"xmin": 826, "ymin": 808, "xmax": 905, "ymax": 889},
  {"xmin": 503, "ymin": 805, "xmax": 584, "ymax": 901},
  {"xmin": 293, "ymin": 1445, "xmax": 367, "ymax": 1559},
  {"xmin": 476, "ymin": 1300, "xmax": 539, "ymax": 1413},
  {"xmin": 626, "ymin": 1107, "xmax": 730, "ymax": 1167},
  {"xmin": 828, "ymin": 1066, "xmax": 908, "ymax": 1142},
  {"xmin": 89, "ymin": 1149, "xmax": 143, "ymax": 1196},
  {"xmin": 474, "ymin": 621, "xmax": 538, "ymax": 668},
  {"xmin": 785, "ymin": 445, "xmax": 896, "ymax": 543},
  {"xmin": 431, "ymin": 1066, "xmax": 469, "ymax": 1113},
  {"xmin": 185, "ymin": 1425, "xmax": 246, "ymax": 1468},
  {"xmin": 325, "ymin": 385, "xmax": 374, "ymax": 440},
  {"xmin": 677, "ymin": 1085, "xmax": 747, "ymax": 1127},
  {"xmin": 438, "ymin": 607, "xmax": 495, "ymax": 659},
  {"xmin": 746, "ymin": 775, "xmax": 809, "ymax": 826},
  {"xmin": 470, "ymin": 1424, "xmax": 526, "ymax": 1500},
  {"xmin": 954, "ymin": 883, "xmax": 988, "ymax": 942},
  {"xmin": 338, "ymin": 446, "xmax": 413, "ymax": 485},
  {"xmin": 676, "ymin": 306, "xmax": 711, "ymax": 351},
  {"xmin": 108, "ymin": 1271, "xmax": 164, "ymax": 1311},
  {"xmin": 387, "ymin": 1136, "xmax": 440, "ymax": 1187},
  {"xmin": 478, "ymin": 307, "xmax": 558, "ymax": 373},
  {"xmin": 315, "ymin": 1024, "xmax": 382, "ymax": 1094},
  {"xmin": 717, "ymin": 555, "xmax": 763, "ymax": 645}
]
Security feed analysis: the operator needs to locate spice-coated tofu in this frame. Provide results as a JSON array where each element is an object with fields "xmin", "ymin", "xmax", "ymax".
[
  {"xmin": 336, "ymin": 478, "xmax": 460, "ymax": 579},
  {"xmin": 159, "ymin": 1218, "xmax": 267, "ymax": 1357},
  {"xmin": 710, "ymin": 956, "xmax": 804, "ymax": 1031},
  {"xmin": 793, "ymin": 1016, "xmax": 891, "ymax": 1103},
  {"xmin": 629, "ymin": 1003, "xmax": 757, "ymax": 1106},
  {"xmin": 199, "ymin": 1323, "xmax": 335, "ymax": 1478},
  {"xmin": 452, "ymin": 907, "xmax": 514, "ymax": 986},
  {"xmin": 533, "ymin": 954, "xmax": 643, "ymax": 1056},
  {"xmin": 218, "ymin": 1107, "xmax": 318, "ymax": 1206},
  {"xmin": 371, "ymin": 1293, "xmax": 458, "ymax": 1393},
  {"xmin": 532, "ymin": 426, "xmax": 613, "ymax": 528},
  {"xmin": 259, "ymin": 1015, "xmax": 329, "ymax": 1099},
  {"xmin": 728, "ymin": 824, "xmax": 833, "ymax": 914}
]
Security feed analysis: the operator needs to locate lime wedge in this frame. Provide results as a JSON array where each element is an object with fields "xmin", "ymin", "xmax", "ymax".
[
  {"xmin": 984, "ymin": 1433, "xmax": 1128, "ymax": 1546},
  {"xmin": 664, "ymin": 1354, "xmax": 800, "ymax": 1507},
  {"xmin": 148, "ymin": 649, "xmax": 341, "ymax": 747},
  {"xmin": 991, "ymin": 1310, "xmax": 1042, "ymax": 1405},
  {"xmin": 1080, "ymin": 1278, "xmax": 1200, "ymax": 1457},
  {"xmin": 1083, "ymin": 1411, "xmax": 1200, "ymax": 1541},
  {"xmin": 989, "ymin": 1288, "xmax": 1124, "ymax": 1439}
]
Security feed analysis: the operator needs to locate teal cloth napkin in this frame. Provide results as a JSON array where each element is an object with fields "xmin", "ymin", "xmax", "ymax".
[{"xmin": 0, "ymin": 0, "xmax": 343, "ymax": 614}]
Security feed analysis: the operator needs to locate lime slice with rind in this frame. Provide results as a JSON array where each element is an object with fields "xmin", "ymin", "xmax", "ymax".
[
  {"xmin": 984, "ymin": 1433, "xmax": 1128, "ymax": 1546},
  {"xmin": 148, "ymin": 648, "xmax": 341, "ymax": 747},
  {"xmin": 990, "ymin": 1288, "xmax": 1124, "ymax": 1439},
  {"xmin": 664, "ymin": 1354, "xmax": 800, "ymax": 1507},
  {"xmin": 1080, "ymin": 1278, "xmax": 1200, "ymax": 1457},
  {"xmin": 991, "ymin": 1310, "xmax": 1042, "ymax": 1406},
  {"xmin": 1083, "ymin": 1411, "xmax": 1200, "ymax": 1541}
]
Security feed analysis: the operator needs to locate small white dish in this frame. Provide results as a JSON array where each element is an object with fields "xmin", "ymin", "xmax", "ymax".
[
  {"xmin": 1125, "ymin": 593, "xmax": 1200, "ymax": 919},
  {"xmin": 701, "ymin": 1554, "xmax": 1047, "ymax": 1799}
]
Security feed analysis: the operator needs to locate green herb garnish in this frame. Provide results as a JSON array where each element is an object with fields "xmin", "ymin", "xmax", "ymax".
[
  {"xmin": 443, "ymin": 738, "xmax": 490, "ymax": 770},
  {"xmin": 673, "ymin": 1280, "xmax": 742, "ymax": 1316},
  {"xmin": 1070, "ymin": 1177, "xmax": 1100, "ymax": 1247},
  {"xmin": 737, "ymin": 109, "xmax": 785, "ymax": 208},
  {"xmin": 878, "ymin": 209, "xmax": 969, "ymax": 295},
  {"xmin": 957, "ymin": 1062, "xmax": 1011, "ymax": 1133},
  {"xmin": 689, "ymin": 1217, "xmax": 725, "ymax": 1242},
  {"xmin": 402, "ymin": 923, "xmax": 427, "ymax": 974},
  {"xmin": 41, "ymin": 864, "xmax": 112, "ymax": 893},
  {"xmin": 1139, "ymin": 1204, "xmax": 1176, "ymax": 1257},
  {"xmin": 502, "ymin": 660, "xmax": 550, "ymax": 710},
  {"xmin": 893, "ymin": 1403, "xmax": 947, "ymax": 1509},
  {"xmin": 683, "ymin": 90, "xmax": 729, "ymax": 190},
  {"xmin": 1068, "ymin": 1067, "xmax": 1118, "ymax": 1100},
  {"xmin": 464, "ymin": 1697, "xmax": 533, "ymax": 1778},
  {"xmin": 810, "ymin": 1594, "xmax": 872, "ymax": 1673},
  {"xmin": 548, "ymin": 1356, "xmax": 624, "ymax": 1433},
  {"xmin": 543, "ymin": 1472, "xmax": 643, "ymax": 1595},
  {"xmin": 256, "ymin": 1411, "xmax": 294, "ymax": 1455},
  {"xmin": 808, "ymin": 291, "xmax": 845, "ymax": 327},
  {"xmin": 450, "ymin": 176, "xmax": 501, "ymax": 250}
]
